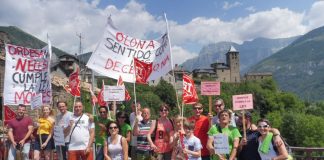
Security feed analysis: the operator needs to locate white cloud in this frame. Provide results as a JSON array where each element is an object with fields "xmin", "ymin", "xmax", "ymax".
[
  {"xmin": 305, "ymin": 1, "xmax": 324, "ymax": 30},
  {"xmin": 171, "ymin": 46, "xmax": 197, "ymax": 65},
  {"xmin": 245, "ymin": 6, "xmax": 256, "ymax": 12},
  {"xmin": 223, "ymin": 1, "xmax": 242, "ymax": 10},
  {"xmin": 0, "ymin": 0, "xmax": 324, "ymax": 65}
]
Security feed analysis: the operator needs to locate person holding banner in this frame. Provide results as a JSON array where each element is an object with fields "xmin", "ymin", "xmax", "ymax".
[
  {"xmin": 207, "ymin": 110, "xmax": 241, "ymax": 160},
  {"xmin": 94, "ymin": 106, "xmax": 112, "ymax": 160},
  {"xmin": 7, "ymin": 104, "xmax": 34, "ymax": 160},
  {"xmin": 188, "ymin": 103, "xmax": 210, "ymax": 160},
  {"xmin": 171, "ymin": 115, "xmax": 186, "ymax": 160},
  {"xmin": 33, "ymin": 105, "xmax": 55, "ymax": 160},
  {"xmin": 209, "ymin": 98, "xmax": 236, "ymax": 127},
  {"xmin": 55, "ymin": 101, "xmax": 73, "ymax": 160},
  {"xmin": 129, "ymin": 102, "xmax": 143, "ymax": 160}
]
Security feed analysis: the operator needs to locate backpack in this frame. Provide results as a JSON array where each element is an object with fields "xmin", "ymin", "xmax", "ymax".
[{"xmin": 272, "ymin": 135, "xmax": 293, "ymax": 160}]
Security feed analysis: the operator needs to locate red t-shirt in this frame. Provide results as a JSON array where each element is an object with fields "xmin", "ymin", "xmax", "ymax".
[
  {"xmin": 188, "ymin": 115, "xmax": 210, "ymax": 156},
  {"xmin": 7, "ymin": 116, "xmax": 33, "ymax": 143}
]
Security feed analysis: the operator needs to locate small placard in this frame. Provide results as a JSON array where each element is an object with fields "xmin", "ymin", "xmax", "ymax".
[
  {"xmin": 201, "ymin": 81, "xmax": 220, "ymax": 95},
  {"xmin": 31, "ymin": 94, "xmax": 42, "ymax": 110},
  {"xmin": 232, "ymin": 94, "xmax": 253, "ymax": 111},
  {"xmin": 53, "ymin": 126, "xmax": 65, "ymax": 146},
  {"xmin": 104, "ymin": 85, "xmax": 125, "ymax": 101},
  {"xmin": 214, "ymin": 134, "xmax": 230, "ymax": 154}
]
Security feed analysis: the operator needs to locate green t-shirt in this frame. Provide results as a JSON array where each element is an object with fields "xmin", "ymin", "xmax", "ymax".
[
  {"xmin": 120, "ymin": 123, "xmax": 132, "ymax": 138},
  {"xmin": 208, "ymin": 125, "xmax": 242, "ymax": 160},
  {"xmin": 94, "ymin": 116, "xmax": 112, "ymax": 145}
]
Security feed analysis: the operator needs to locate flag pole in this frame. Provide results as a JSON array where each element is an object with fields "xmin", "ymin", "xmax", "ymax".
[
  {"xmin": 133, "ymin": 58, "xmax": 137, "ymax": 114},
  {"xmin": 164, "ymin": 13, "xmax": 181, "ymax": 113}
]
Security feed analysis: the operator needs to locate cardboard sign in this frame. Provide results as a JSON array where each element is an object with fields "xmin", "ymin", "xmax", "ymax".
[
  {"xmin": 104, "ymin": 85, "xmax": 125, "ymax": 101},
  {"xmin": 201, "ymin": 81, "xmax": 220, "ymax": 95},
  {"xmin": 53, "ymin": 126, "xmax": 65, "ymax": 146},
  {"xmin": 232, "ymin": 94, "xmax": 253, "ymax": 111},
  {"xmin": 31, "ymin": 94, "xmax": 43, "ymax": 110},
  {"xmin": 214, "ymin": 134, "xmax": 230, "ymax": 154}
]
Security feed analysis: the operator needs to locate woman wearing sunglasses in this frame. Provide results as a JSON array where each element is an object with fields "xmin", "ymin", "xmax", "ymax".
[
  {"xmin": 116, "ymin": 111, "xmax": 132, "ymax": 143},
  {"xmin": 147, "ymin": 104, "xmax": 174, "ymax": 160},
  {"xmin": 257, "ymin": 119, "xmax": 288, "ymax": 160},
  {"xmin": 104, "ymin": 121, "xmax": 128, "ymax": 160}
]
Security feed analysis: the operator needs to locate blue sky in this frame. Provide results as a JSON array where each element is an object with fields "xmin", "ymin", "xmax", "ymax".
[{"xmin": 1, "ymin": 0, "xmax": 324, "ymax": 65}]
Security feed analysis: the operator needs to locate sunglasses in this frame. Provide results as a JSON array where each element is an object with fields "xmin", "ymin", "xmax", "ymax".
[
  {"xmin": 193, "ymin": 107, "xmax": 203, "ymax": 110},
  {"xmin": 215, "ymin": 104, "xmax": 222, "ymax": 108},
  {"xmin": 118, "ymin": 116, "xmax": 126, "ymax": 119},
  {"xmin": 99, "ymin": 111, "xmax": 106, "ymax": 114},
  {"xmin": 160, "ymin": 109, "xmax": 168, "ymax": 112},
  {"xmin": 258, "ymin": 125, "xmax": 269, "ymax": 129},
  {"xmin": 109, "ymin": 126, "xmax": 118, "ymax": 130}
]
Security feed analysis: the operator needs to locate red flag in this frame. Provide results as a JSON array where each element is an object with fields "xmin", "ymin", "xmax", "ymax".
[
  {"xmin": 182, "ymin": 74, "xmax": 198, "ymax": 104},
  {"xmin": 134, "ymin": 58, "xmax": 153, "ymax": 84},
  {"xmin": 89, "ymin": 86, "xmax": 98, "ymax": 106},
  {"xmin": 64, "ymin": 67, "xmax": 81, "ymax": 97},
  {"xmin": 4, "ymin": 105, "xmax": 16, "ymax": 124},
  {"xmin": 117, "ymin": 76, "xmax": 131, "ymax": 101},
  {"xmin": 97, "ymin": 81, "xmax": 107, "ymax": 106}
]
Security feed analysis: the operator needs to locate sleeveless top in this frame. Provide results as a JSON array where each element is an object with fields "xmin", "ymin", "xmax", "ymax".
[
  {"xmin": 258, "ymin": 139, "xmax": 278, "ymax": 160},
  {"xmin": 108, "ymin": 135, "xmax": 124, "ymax": 160},
  {"xmin": 38, "ymin": 118, "xmax": 53, "ymax": 135},
  {"xmin": 154, "ymin": 118, "xmax": 173, "ymax": 153}
]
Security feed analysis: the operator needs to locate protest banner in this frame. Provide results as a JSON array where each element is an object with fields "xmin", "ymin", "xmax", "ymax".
[
  {"xmin": 232, "ymin": 94, "xmax": 253, "ymax": 111},
  {"xmin": 3, "ymin": 43, "xmax": 52, "ymax": 105},
  {"xmin": 201, "ymin": 81, "xmax": 221, "ymax": 113},
  {"xmin": 214, "ymin": 134, "xmax": 230, "ymax": 154},
  {"xmin": 86, "ymin": 17, "xmax": 172, "ymax": 83},
  {"xmin": 183, "ymin": 74, "xmax": 198, "ymax": 104},
  {"xmin": 53, "ymin": 126, "xmax": 65, "ymax": 146},
  {"xmin": 104, "ymin": 85, "xmax": 125, "ymax": 101},
  {"xmin": 31, "ymin": 93, "xmax": 43, "ymax": 110}
]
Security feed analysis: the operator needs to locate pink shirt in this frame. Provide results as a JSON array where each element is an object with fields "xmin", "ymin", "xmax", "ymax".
[{"xmin": 154, "ymin": 119, "xmax": 173, "ymax": 153}]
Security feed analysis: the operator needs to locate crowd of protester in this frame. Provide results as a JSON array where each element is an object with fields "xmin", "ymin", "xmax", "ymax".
[{"xmin": 4, "ymin": 99, "xmax": 291, "ymax": 160}]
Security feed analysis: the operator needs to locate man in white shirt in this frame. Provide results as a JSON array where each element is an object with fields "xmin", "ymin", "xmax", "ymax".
[
  {"xmin": 129, "ymin": 102, "xmax": 143, "ymax": 160},
  {"xmin": 64, "ymin": 101, "xmax": 95, "ymax": 160},
  {"xmin": 55, "ymin": 101, "xmax": 73, "ymax": 160}
]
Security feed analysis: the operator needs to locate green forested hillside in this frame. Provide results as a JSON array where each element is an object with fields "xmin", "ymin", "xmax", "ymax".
[{"xmin": 249, "ymin": 26, "xmax": 324, "ymax": 101}]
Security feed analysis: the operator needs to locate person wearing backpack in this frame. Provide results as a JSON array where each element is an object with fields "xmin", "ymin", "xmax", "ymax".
[
  {"xmin": 147, "ymin": 104, "xmax": 174, "ymax": 160},
  {"xmin": 257, "ymin": 119, "xmax": 288, "ymax": 160}
]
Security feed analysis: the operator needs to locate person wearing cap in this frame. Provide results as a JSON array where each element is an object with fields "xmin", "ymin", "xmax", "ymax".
[
  {"xmin": 209, "ymin": 98, "xmax": 236, "ymax": 128},
  {"xmin": 236, "ymin": 112, "xmax": 282, "ymax": 160}
]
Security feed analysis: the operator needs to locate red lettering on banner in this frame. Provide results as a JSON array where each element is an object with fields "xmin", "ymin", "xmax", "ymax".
[
  {"xmin": 8, "ymin": 45, "xmax": 44, "ymax": 58},
  {"xmin": 14, "ymin": 91, "xmax": 36, "ymax": 104},
  {"xmin": 105, "ymin": 58, "xmax": 134, "ymax": 74},
  {"xmin": 115, "ymin": 32, "xmax": 155, "ymax": 50},
  {"xmin": 15, "ymin": 58, "xmax": 48, "ymax": 72}
]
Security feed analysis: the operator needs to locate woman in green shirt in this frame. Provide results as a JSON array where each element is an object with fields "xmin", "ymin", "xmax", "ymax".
[
  {"xmin": 116, "ymin": 111, "xmax": 132, "ymax": 143},
  {"xmin": 207, "ymin": 109, "xmax": 241, "ymax": 160}
]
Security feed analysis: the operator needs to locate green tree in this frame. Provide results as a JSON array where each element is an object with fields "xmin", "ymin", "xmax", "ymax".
[{"xmin": 153, "ymin": 79, "xmax": 177, "ymax": 109}]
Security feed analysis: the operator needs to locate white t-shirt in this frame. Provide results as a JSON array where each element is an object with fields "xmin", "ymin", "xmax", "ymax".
[
  {"xmin": 184, "ymin": 135, "xmax": 202, "ymax": 160},
  {"xmin": 55, "ymin": 111, "xmax": 73, "ymax": 142},
  {"xmin": 258, "ymin": 139, "xmax": 278, "ymax": 160},
  {"xmin": 129, "ymin": 112, "xmax": 142, "ymax": 146},
  {"xmin": 67, "ymin": 114, "xmax": 95, "ymax": 150}
]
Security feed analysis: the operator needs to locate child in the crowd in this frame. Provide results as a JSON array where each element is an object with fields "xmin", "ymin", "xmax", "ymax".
[{"xmin": 182, "ymin": 119, "xmax": 202, "ymax": 160}]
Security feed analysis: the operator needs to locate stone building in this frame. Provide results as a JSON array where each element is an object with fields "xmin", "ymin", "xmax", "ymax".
[
  {"xmin": 194, "ymin": 46, "xmax": 241, "ymax": 83},
  {"xmin": 243, "ymin": 72, "xmax": 272, "ymax": 81}
]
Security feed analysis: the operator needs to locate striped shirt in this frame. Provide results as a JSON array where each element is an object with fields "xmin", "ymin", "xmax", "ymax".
[{"xmin": 137, "ymin": 120, "xmax": 153, "ymax": 152}]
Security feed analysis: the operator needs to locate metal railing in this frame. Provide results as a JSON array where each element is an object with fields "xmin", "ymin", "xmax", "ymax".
[{"xmin": 291, "ymin": 146, "xmax": 324, "ymax": 160}]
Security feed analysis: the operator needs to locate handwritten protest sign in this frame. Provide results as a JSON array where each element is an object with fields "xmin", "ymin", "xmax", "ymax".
[
  {"xmin": 31, "ymin": 94, "xmax": 43, "ymax": 110},
  {"xmin": 3, "ymin": 44, "xmax": 52, "ymax": 105},
  {"xmin": 214, "ymin": 134, "xmax": 230, "ymax": 154},
  {"xmin": 201, "ymin": 81, "xmax": 220, "ymax": 95},
  {"xmin": 53, "ymin": 126, "xmax": 65, "ymax": 146},
  {"xmin": 232, "ymin": 94, "xmax": 253, "ymax": 111},
  {"xmin": 104, "ymin": 85, "xmax": 125, "ymax": 101},
  {"xmin": 86, "ymin": 17, "xmax": 172, "ymax": 83}
]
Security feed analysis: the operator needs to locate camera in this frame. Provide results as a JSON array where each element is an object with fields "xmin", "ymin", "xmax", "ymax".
[{"xmin": 16, "ymin": 143, "xmax": 22, "ymax": 150}]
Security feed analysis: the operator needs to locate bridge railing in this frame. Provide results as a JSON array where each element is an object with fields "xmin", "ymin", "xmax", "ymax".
[{"xmin": 291, "ymin": 146, "xmax": 324, "ymax": 160}]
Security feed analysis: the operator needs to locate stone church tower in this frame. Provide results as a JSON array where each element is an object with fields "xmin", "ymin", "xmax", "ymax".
[{"xmin": 226, "ymin": 46, "xmax": 240, "ymax": 82}]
